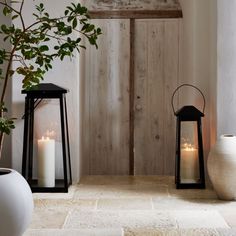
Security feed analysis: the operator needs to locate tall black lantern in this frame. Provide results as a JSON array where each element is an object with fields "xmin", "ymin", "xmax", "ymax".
[
  {"xmin": 21, "ymin": 83, "xmax": 72, "ymax": 193},
  {"xmin": 172, "ymin": 84, "xmax": 205, "ymax": 189}
]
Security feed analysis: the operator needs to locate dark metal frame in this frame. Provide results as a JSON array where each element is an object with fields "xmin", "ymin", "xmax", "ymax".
[
  {"xmin": 22, "ymin": 83, "xmax": 72, "ymax": 193},
  {"xmin": 172, "ymin": 84, "xmax": 206, "ymax": 189},
  {"xmin": 175, "ymin": 117, "xmax": 205, "ymax": 189}
]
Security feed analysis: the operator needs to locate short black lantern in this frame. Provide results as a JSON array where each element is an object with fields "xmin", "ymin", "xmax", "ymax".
[
  {"xmin": 172, "ymin": 84, "xmax": 205, "ymax": 189},
  {"xmin": 22, "ymin": 83, "xmax": 72, "ymax": 193}
]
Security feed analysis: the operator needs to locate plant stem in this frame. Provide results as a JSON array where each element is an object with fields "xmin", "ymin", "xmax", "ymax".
[
  {"xmin": 19, "ymin": 0, "xmax": 25, "ymax": 30},
  {"xmin": 0, "ymin": 1, "xmax": 20, "ymax": 15},
  {"xmin": 0, "ymin": 19, "xmax": 44, "ymax": 108},
  {"xmin": 0, "ymin": 132, "xmax": 4, "ymax": 159},
  {"xmin": 0, "ymin": 45, "xmax": 17, "ymax": 108}
]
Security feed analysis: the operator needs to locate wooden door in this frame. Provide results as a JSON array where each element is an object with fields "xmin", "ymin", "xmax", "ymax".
[
  {"xmin": 133, "ymin": 19, "xmax": 180, "ymax": 175},
  {"xmin": 82, "ymin": 18, "xmax": 180, "ymax": 175},
  {"xmin": 81, "ymin": 19, "xmax": 131, "ymax": 175}
]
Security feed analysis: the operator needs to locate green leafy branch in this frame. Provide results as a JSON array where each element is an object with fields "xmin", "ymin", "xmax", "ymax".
[{"xmin": 0, "ymin": 0, "xmax": 101, "ymax": 138}]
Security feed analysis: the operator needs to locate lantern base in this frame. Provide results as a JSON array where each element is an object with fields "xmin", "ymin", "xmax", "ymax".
[
  {"xmin": 176, "ymin": 182, "xmax": 205, "ymax": 189},
  {"xmin": 28, "ymin": 179, "xmax": 71, "ymax": 193}
]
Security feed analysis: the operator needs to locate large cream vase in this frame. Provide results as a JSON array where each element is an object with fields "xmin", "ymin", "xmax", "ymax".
[{"xmin": 208, "ymin": 135, "xmax": 236, "ymax": 200}]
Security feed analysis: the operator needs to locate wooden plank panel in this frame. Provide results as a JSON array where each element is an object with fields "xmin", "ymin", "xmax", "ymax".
[
  {"xmin": 82, "ymin": 19, "xmax": 130, "ymax": 175},
  {"xmin": 88, "ymin": 10, "xmax": 182, "ymax": 19},
  {"xmin": 163, "ymin": 20, "xmax": 180, "ymax": 175},
  {"xmin": 84, "ymin": 0, "xmax": 181, "ymax": 11},
  {"xmin": 134, "ymin": 19, "xmax": 179, "ymax": 175},
  {"xmin": 134, "ymin": 19, "xmax": 165, "ymax": 175}
]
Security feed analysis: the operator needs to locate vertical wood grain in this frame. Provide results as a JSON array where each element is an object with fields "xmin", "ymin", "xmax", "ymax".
[
  {"xmin": 163, "ymin": 20, "xmax": 180, "ymax": 175},
  {"xmin": 129, "ymin": 19, "xmax": 135, "ymax": 175},
  {"xmin": 82, "ymin": 19, "xmax": 130, "ymax": 175},
  {"xmin": 134, "ymin": 19, "xmax": 179, "ymax": 175}
]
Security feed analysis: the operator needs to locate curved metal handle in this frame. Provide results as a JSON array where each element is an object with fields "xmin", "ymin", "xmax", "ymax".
[{"xmin": 171, "ymin": 84, "xmax": 206, "ymax": 115}]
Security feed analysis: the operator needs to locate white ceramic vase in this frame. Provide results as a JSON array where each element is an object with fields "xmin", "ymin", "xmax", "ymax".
[
  {"xmin": 207, "ymin": 135, "xmax": 236, "ymax": 200},
  {"xmin": 0, "ymin": 168, "xmax": 34, "ymax": 236}
]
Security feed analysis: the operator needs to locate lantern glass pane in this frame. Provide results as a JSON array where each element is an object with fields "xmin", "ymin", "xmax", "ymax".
[
  {"xmin": 32, "ymin": 99, "xmax": 63, "ymax": 187},
  {"xmin": 180, "ymin": 121, "xmax": 200, "ymax": 183}
]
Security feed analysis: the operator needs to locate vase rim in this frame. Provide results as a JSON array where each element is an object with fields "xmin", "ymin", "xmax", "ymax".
[{"xmin": 0, "ymin": 168, "xmax": 13, "ymax": 176}]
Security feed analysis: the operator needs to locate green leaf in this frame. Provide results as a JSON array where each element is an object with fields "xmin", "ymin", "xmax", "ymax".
[
  {"xmin": 1, "ymin": 25, "xmax": 7, "ymax": 32},
  {"xmin": 76, "ymin": 38, "xmax": 81, "ymax": 43},
  {"xmin": 89, "ymin": 37, "xmax": 96, "ymax": 45},
  {"xmin": 12, "ymin": 15, "xmax": 19, "ymax": 20},
  {"xmin": 97, "ymin": 28, "xmax": 102, "ymax": 34},
  {"xmin": 85, "ymin": 24, "xmax": 95, "ymax": 33},
  {"xmin": 3, "ymin": 6, "xmax": 11, "ymax": 16},
  {"xmin": 39, "ymin": 45, "xmax": 49, "ymax": 52},
  {"xmin": 72, "ymin": 18, "xmax": 77, "ymax": 29},
  {"xmin": 66, "ymin": 6, "xmax": 73, "ymax": 12}
]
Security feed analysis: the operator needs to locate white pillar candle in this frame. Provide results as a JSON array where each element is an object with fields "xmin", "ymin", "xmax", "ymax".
[
  {"xmin": 37, "ymin": 136, "xmax": 55, "ymax": 187},
  {"xmin": 181, "ymin": 146, "xmax": 198, "ymax": 182}
]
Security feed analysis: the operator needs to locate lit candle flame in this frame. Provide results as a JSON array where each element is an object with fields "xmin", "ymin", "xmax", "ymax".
[
  {"xmin": 41, "ymin": 136, "xmax": 50, "ymax": 141},
  {"xmin": 183, "ymin": 143, "xmax": 196, "ymax": 151}
]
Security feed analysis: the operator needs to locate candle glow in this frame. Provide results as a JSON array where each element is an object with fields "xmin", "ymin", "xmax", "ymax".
[
  {"xmin": 38, "ymin": 135, "xmax": 55, "ymax": 187},
  {"xmin": 181, "ymin": 142, "xmax": 198, "ymax": 181}
]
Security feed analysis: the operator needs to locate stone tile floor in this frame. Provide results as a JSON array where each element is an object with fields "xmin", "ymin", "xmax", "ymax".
[{"xmin": 24, "ymin": 176, "xmax": 236, "ymax": 236}]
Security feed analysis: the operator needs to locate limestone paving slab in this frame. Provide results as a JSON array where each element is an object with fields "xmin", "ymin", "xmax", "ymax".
[
  {"xmin": 213, "ymin": 201, "xmax": 236, "ymax": 211},
  {"xmin": 33, "ymin": 186, "xmax": 76, "ymax": 199},
  {"xmin": 124, "ymin": 228, "xmax": 221, "ymax": 236},
  {"xmin": 168, "ymin": 188, "xmax": 217, "ymax": 199},
  {"xmin": 79, "ymin": 176, "xmax": 137, "ymax": 185},
  {"xmin": 172, "ymin": 210, "xmax": 229, "ymax": 228},
  {"xmin": 133, "ymin": 176, "xmax": 174, "ymax": 186},
  {"xmin": 25, "ymin": 177, "xmax": 236, "ymax": 235},
  {"xmin": 152, "ymin": 198, "xmax": 228, "ymax": 211},
  {"xmin": 217, "ymin": 228, "xmax": 236, "ymax": 236},
  {"xmin": 97, "ymin": 198, "xmax": 152, "ymax": 210},
  {"xmin": 80, "ymin": 175, "xmax": 173, "ymax": 186},
  {"xmin": 24, "ymin": 229, "xmax": 122, "ymax": 236},
  {"xmin": 34, "ymin": 199, "xmax": 96, "ymax": 210},
  {"xmin": 219, "ymin": 209, "xmax": 236, "ymax": 227},
  {"xmin": 29, "ymin": 209, "xmax": 69, "ymax": 229},
  {"xmin": 74, "ymin": 184, "xmax": 169, "ymax": 199},
  {"xmin": 63, "ymin": 210, "xmax": 176, "ymax": 229}
]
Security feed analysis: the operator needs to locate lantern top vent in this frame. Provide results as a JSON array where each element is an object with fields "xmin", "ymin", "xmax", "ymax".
[
  {"xmin": 22, "ymin": 83, "xmax": 68, "ymax": 97},
  {"xmin": 175, "ymin": 105, "xmax": 204, "ymax": 120}
]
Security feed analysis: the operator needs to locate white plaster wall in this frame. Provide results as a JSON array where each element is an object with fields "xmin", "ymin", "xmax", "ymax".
[
  {"xmin": 0, "ymin": 2, "xmax": 12, "ymax": 168},
  {"xmin": 217, "ymin": 0, "xmax": 236, "ymax": 136},
  {"xmin": 11, "ymin": 0, "xmax": 81, "ymax": 182},
  {"xmin": 179, "ymin": 0, "xmax": 216, "ymax": 161},
  {"xmin": 209, "ymin": 0, "xmax": 217, "ymax": 146}
]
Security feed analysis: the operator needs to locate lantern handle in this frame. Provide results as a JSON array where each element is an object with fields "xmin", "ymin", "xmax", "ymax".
[{"xmin": 171, "ymin": 84, "xmax": 206, "ymax": 115}]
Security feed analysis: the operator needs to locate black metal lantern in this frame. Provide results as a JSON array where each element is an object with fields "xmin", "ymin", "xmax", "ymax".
[
  {"xmin": 172, "ymin": 84, "xmax": 205, "ymax": 189},
  {"xmin": 21, "ymin": 83, "xmax": 72, "ymax": 193}
]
